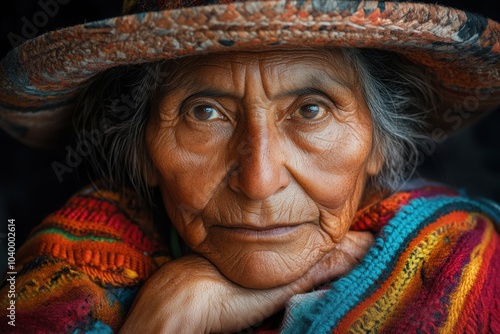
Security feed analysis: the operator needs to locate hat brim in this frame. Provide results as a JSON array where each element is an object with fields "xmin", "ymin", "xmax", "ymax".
[{"xmin": 1, "ymin": 0, "xmax": 499, "ymax": 147}]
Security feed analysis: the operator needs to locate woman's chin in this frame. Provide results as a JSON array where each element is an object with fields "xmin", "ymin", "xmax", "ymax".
[{"xmin": 212, "ymin": 251, "xmax": 316, "ymax": 289}]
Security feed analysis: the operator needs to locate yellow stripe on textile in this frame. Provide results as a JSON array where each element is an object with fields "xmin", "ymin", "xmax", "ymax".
[
  {"xmin": 349, "ymin": 228, "xmax": 442, "ymax": 331},
  {"xmin": 346, "ymin": 213, "xmax": 476, "ymax": 333},
  {"xmin": 439, "ymin": 216, "xmax": 495, "ymax": 334}
]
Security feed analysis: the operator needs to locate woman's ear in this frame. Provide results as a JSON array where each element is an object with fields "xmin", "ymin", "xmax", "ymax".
[{"xmin": 366, "ymin": 146, "xmax": 383, "ymax": 176}]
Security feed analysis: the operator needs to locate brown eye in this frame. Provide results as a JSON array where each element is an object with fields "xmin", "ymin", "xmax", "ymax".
[
  {"xmin": 192, "ymin": 105, "xmax": 219, "ymax": 121},
  {"xmin": 299, "ymin": 104, "xmax": 321, "ymax": 119}
]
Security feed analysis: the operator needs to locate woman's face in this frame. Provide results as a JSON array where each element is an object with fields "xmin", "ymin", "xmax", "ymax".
[{"xmin": 146, "ymin": 49, "xmax": 381, "ymax": 288}]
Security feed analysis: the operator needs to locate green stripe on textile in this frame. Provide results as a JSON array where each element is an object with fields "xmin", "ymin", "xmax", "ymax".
[{"xmin": 30, "ymin": 228, "xmax": 118, "ymax": 243}]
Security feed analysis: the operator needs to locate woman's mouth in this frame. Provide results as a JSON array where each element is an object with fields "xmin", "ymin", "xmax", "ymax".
[{"xmin": 211, "ymin": 223, "xmax": 308, "ymax": 241}]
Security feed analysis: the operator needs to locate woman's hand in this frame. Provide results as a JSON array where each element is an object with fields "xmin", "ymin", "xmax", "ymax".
[{"xmin": 119, "ymin": 231, "xmax": 374, "ymax": 334}]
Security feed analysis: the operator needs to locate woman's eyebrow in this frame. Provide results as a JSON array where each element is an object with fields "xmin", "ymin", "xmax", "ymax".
[
  {"xmin": 182, "ymin": 86, "xmax": 348, "ymax": 102},
  {"xmin": 273, "ymin": 87, "xmax": 331, "ymax": 99},
  {"xmin": 183, "ymin": 89, "xmax": 241, "ymax": 100},
  {"xmin": 272, "ymin": 77, "xmax": 353, "ymax": 100}
]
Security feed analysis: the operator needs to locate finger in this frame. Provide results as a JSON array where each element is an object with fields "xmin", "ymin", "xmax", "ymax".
[
  {"xmin": 317, "ymin": 231, "xmax": 374, "ymax": 277},
  {"xmin": 289, "ymin": 231, "xmax": 374, "ymax": 292},
  {"xmin": 336, "ymin": 230, "xmax": 375, "ymax": 262}
]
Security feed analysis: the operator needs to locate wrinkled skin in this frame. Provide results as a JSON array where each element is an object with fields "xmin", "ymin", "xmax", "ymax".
[
  {"xmin": 146, "ymin": 49, "xmax": 380, "ymax": 288},
  {"xmin": 121, "ymin": 49, "xmax": 380, "ymax": 333},
  {"xmin": 121, "ymin": 233, "xmax": 374, "ymax": 333}
]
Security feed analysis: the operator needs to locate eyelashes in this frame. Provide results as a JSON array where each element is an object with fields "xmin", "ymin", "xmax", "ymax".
[{"xmin": 181, "ymin": 95, "xmax": 338, "ymax": 125}]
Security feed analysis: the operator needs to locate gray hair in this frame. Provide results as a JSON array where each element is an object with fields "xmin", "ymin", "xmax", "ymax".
[
  {"xmin": 347, "ymin": 49, "xmax": 435, "ymax": 191},
  {"xmin": 72, "ymin": 62, "xmax": 163, "ymax": 205},
  {"xmin": 73, "ymin": 48, "xmax": 435, "ymax": 205}
]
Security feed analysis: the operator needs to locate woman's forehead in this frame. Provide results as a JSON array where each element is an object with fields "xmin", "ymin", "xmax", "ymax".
[{"xmin": 159, "ymin": 48, "xmax": 357, "ymax": 96}]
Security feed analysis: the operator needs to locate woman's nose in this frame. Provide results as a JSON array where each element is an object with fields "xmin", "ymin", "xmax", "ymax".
[{"xmin": 228, "ymin": 121, "xmax": 290, "ymax": 201}]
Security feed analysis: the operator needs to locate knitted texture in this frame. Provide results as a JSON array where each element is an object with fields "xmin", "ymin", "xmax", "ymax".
[
  {"xmin": 276, "ymin": 191, "xmax": 500, "ymax": 334},
  {"xmin": 1, "ymin": 183, "xmax": 499, "ymax": 333},
  {"xmin": 0, "ymin": 184, "xmax": 170, "ymax": 333}
]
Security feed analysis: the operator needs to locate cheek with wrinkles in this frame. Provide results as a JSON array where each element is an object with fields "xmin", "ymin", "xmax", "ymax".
[
  {"xmin": 179, "ymin": 171, "xmax": 223, "ymax": 208},
  {"xmin": 287, "ymin": 135, "xmax": 370, "ymax": 207},
  {"xmin": 177, "ymin": 219, "xmax": 208, "ymax": 248},
  {"xmin": 158, "ymin": 182, "xmax": 210, "ymax": 248},
  {"xmin": 317, "ymin": 207, "xmax": 353, "ymax": 242},
  {"xmin": 151, "ymin": 139, "xmax": 226, "ymax": 205},
  {"xmin": 288, "ymin": 115, "xmax": 371, "ymax": 164}
]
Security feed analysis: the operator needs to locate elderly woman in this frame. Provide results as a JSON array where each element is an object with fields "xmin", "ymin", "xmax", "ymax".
[{"xmin": 1, "ymin": 0, "xmax": 499, "ymax": 333}]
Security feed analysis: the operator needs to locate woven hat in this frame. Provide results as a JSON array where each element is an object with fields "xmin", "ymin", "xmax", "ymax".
[{"xmin": 0, "ymin": 0, "xmax": 499, "ymax": 148}]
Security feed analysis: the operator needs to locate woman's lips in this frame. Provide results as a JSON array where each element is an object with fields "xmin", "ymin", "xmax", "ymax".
[{"xmin": 211, "ymin": 223, "xmax": 308, "ymax": 241}]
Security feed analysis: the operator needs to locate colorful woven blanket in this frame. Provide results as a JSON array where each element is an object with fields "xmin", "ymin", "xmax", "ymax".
[{"xmin": 1, "ymin": 183, "xmax": 499, "ymax": 333}]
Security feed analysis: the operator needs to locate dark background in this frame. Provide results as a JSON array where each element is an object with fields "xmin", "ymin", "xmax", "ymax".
[{"xmin": 0, "ymin": 0, "xmax": 499, "ymax": 273}]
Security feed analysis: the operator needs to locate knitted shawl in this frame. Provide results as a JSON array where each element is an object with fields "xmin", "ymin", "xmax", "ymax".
[{"xmin": 1, "ymin": 183, "xmax": 499, "ymax": 333}]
